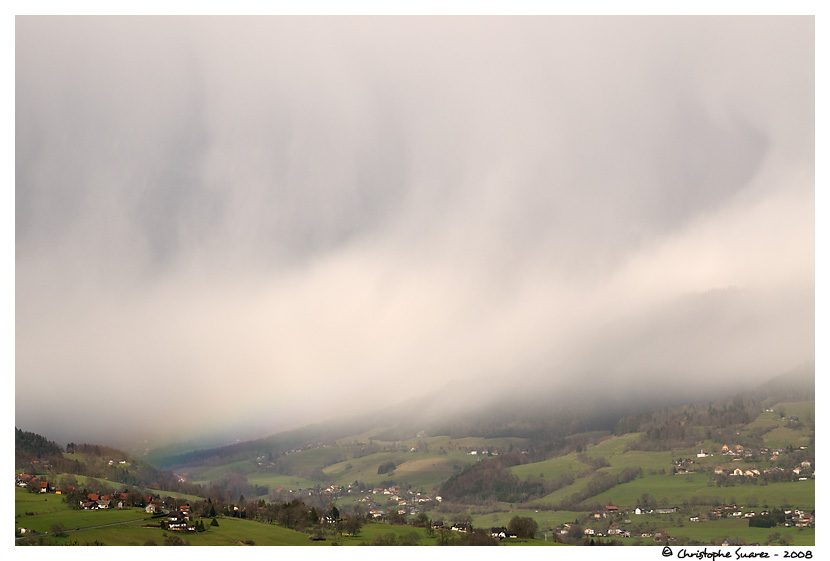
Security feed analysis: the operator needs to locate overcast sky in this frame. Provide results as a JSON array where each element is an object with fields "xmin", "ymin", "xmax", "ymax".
[{"xmin": 15, "ymin": 16, "xmax": 814, "ymax": 448}]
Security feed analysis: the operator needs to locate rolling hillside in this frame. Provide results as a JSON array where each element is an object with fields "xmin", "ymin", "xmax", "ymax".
[{"xmin": 16, "ymin": 363, "xmax": 814, "ymax": 546}]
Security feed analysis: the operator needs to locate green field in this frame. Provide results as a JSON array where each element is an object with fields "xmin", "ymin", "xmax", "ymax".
[
  {"xmin": 183, "ymin": 458, "xmax": 258, "ymax": 484},
  {"xmin": 183, "ymin": 434, "xmax": 531, "ymax": 494},
  {"xmin": 772, "ymin": 401, "xmax": 814, "ymax": 421},
  {"xmin": 561, "ymin": 472, "xmax": 814, "ymax": 510},
  {"xmin": 501, "ymin": 406, "xmax": 814, "ymax": 514},
  {"xmin": 666, "ymin": 518, "xmax": 815, "ymax": 546},
  {"xmin": 763, "ymin": 427, "xmax": 812, "ymax": 449},
  {"xmin": 15, "ymin": 488, "xmax": 151, "ymax": 534},
  {"xmin": 323, "ymin": 449, "xmax": 475, "ymax": 490},
  {"xmin": 246, "ymin": 473, "xmax": 322, "ymax": 491},
  {"xmin": 18, "ymin": 516, "xmax": 329, "ymax": 546},
  {"xmin": 16, "ymin": 502, "xmax": 557, "ymax": 547}
]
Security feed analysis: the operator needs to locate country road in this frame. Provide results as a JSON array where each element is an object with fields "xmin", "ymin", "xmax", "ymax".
[{"xmin": 16, "ymin": 517, "xmax": 150, "ymax": 541}]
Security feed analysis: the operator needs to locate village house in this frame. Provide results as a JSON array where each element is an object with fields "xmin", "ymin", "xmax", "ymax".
[
  {"xmin": 166, "ymin": 511, "xmax": 194, "ymax": 532},
  {"xmin": 491, "ymin": 527, "xmax": 517, "ymax": 540},
  {"xmin": 16, "ymin": 474, "xmax": 33, "ymax": 487},
  {"xmin": 655, "ymin": 507, "xmax": 679, "ymax": 514},
  {"xmin": 145, "ymin": 501, "xmax": 164, "ymax": 514},
  {"xmin": 654, "ymin": 530, "xmax": 671, "ymax": 542}
]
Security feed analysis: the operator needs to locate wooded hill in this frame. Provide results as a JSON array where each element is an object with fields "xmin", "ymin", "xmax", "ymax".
[{"xmin": 15, "ymin": 428, "xmax": 202, "ymax": 497}]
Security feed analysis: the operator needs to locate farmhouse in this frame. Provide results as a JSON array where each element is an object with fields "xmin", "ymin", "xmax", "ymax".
[
  {"xmin": 166, "ymin": 511, "xmax": 194, "ymax": 532},
  {"xmin": 145, "ymin": 501, "xmax": 164, "ymax": 514},
  {"xmin": 655, "ymin": 507, "xmax": 679, "ymax": 514}
]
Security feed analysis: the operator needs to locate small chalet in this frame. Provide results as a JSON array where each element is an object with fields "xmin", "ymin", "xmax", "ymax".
[
  {"xmin": 166, "ymin": 511, "xmax": 193, "ymax": 532},
  {"xmin": 145, "ymin": 501, "xmax": 163, "ymax": 514},
  {"xmin": 491, "ymin": 527, "xmax": 508, "ymax": 539}
]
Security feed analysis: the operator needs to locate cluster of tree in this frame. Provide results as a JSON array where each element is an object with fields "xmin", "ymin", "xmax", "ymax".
[
  {"xmin": 423, "ymin": 401, "xmax": 625, "ymax": 447},
  {"xmin": 350, "ymin": 441, "xmax": 383, "ymax": 458},
  {"xmin": 363, "ymin": 531, "xmax": 423, "ymax": 546},
  {"xmin": 576, "ymin": 453, "xmax": 610, "ymax": 470},
  {"xmin": 451, "ymin": 529, "xmax": 500, "ymax": 546},
  {"xmin": 15, "ymin": 428, "xmax": 63, "ymax": 460},
  {"xmin": 204, "ymin": 473, "xmax": 268, "ymax": 503},
  {"xmin": 377, "ymin": 461, "xmax": 397, "ymax": 474},
  {"xmin": 164, "ymin": 535, "xmax": 189, "ymax": 546},
  {"xmin": 748, "ymin": 508, "xmax": 786, "ymax": 528},
  {"xmin": 439, "ymin": 453, "xmax": 572, "ymax": 504},
  {"xmin": 508, "ymin": 515, "xmax": 539, "ymax": 538},
  {"xmin": 711, "ymin": 470, "xmax": 805, "ymax": 488}
]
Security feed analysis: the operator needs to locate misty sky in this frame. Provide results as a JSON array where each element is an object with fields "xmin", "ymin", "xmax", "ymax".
[{"xmin": 15, "ymin": 16, "xmax": 815, "ymax": 447}]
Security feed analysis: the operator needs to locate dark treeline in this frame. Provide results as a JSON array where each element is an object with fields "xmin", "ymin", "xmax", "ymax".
[
  {"xmin": 15, "ymin": 428, "xmax": 205, "ymax": 498},
  {"xmin": 615, "ymin": 364, "xmax": 814, "ymax": 451},
  {"xmin": 204, "ymin": 473, "xmax": 269, "ymax": 501},
  {"xmin": 15, "ymin": 428, "xmax": 63, "ymax": 460}
]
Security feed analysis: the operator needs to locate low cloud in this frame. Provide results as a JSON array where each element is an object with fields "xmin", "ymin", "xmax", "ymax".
[{"xmin": 15, "ymin": 16, "xmax": 814, "ymax": 447}]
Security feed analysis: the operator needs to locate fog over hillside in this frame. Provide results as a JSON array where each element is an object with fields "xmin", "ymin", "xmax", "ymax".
[{"xmin": 15, "ymin": 16, "xmax": 814, "ymax": 449}]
